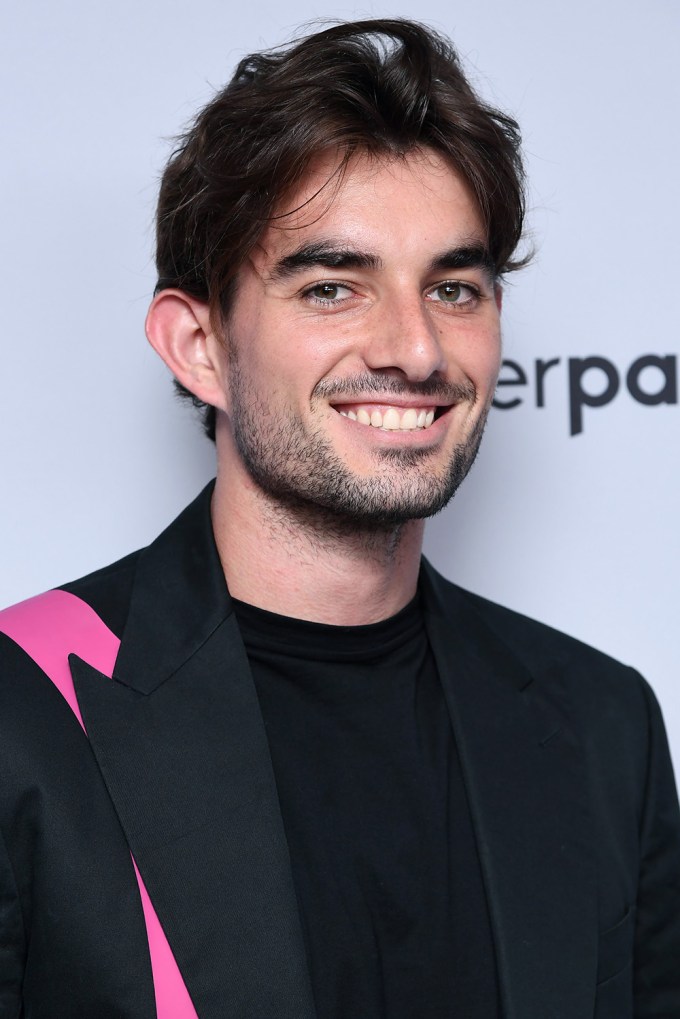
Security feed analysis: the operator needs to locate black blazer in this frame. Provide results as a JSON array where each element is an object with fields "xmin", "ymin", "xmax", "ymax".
[{"xmin": 1, "ymin": 484, "xmax": 679, "ymax": 1018}]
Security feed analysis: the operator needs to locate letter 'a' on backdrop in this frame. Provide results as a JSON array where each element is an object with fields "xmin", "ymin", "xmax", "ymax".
[{"xmin": 1, "ymin": 0, "xmax": 678, "ymax": 764}]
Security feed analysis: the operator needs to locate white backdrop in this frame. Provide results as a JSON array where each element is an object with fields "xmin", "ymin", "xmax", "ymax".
[{"xmin": 2, "ymin": 1, "xmax": 678, "ymax": 764}]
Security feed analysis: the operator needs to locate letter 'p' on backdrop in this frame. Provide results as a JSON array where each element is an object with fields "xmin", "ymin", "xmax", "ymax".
[{"xmin": 2, "ymin": 2, "xmax": 678, "ymax": 761}]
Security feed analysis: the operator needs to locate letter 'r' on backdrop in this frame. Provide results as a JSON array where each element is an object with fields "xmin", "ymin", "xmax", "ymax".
[{"xmin": 1, "ymin": 1, "xmax": 678, "ymax": 761}]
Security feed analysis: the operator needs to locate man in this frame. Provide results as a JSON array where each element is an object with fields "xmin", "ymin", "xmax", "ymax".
[{"xmin": 1, "ymin": 19, "xmax": 679, "ymax": 1019}]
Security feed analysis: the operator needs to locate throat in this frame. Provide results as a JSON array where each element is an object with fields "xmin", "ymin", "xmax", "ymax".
[
  {"xmin": 216, "ymin": 482, "xmax": 424, "ymax": 626},
  {"xmin": 262, "ymin": 486, "xmax": 417, "ymax": 565}
]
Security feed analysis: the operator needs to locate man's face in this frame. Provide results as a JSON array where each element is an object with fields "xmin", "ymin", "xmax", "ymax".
[{"xmin": 221, "ymin": 148, "xmax": 502, "ymax": 525}]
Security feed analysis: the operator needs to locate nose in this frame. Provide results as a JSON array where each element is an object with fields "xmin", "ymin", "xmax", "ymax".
[{"xmin": 362, "ymin": 294, "xmax": 446, "ymax": 382}]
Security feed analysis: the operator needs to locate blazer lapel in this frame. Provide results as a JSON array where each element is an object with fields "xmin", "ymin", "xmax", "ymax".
[
  {"xmin": 421, "ymin": 561, "xmax": 598, "ymax": 1019},
  {"xmin": 70, "ymin": 487, "xmax": 316, "ymax": 1019}
]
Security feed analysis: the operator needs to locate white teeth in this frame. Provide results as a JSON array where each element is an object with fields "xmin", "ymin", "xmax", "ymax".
[
  {"xmin": 382, "ymin": 407, "xmax": 401, "ymax": 430},
  {"xmin": 338, "ymin": 405, "xmax": 439, "ymax": 430},
  {"xmin": 401, "ymin": 408, "xmax": 418, "ymax": 430}
]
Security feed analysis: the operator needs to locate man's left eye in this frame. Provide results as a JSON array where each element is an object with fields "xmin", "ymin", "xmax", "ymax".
[{"xmin": 430, "ymin": 282, "xmax": 477, "ymax": 304}]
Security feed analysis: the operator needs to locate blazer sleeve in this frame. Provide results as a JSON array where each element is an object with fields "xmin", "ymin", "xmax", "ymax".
[
  {"xmin": 633, "ymin": 673, "xmax": 680, "ymax": 1015},
  {"xmin": 0, "ymin": 824, "xmax": 25, "ymax": 1018}
]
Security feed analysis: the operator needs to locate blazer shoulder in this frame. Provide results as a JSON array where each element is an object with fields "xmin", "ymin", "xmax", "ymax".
[
  {"xmin": 0, "ymin": 549, "xmax": 142, "ymax": 652},
  {"xmin": 59, "ymin": 549, "xmax": 141, "ymax": 638},
  {"xmin": 429, "ymin": 570, "xmax": 668, "ymax": 789},
  {"xmin": 0, "ymin": 548, "xmax": 143, "ymax": 750},
  {"xmin": 425, "ymin": 563, "xmax": 648, "ymax": 708},
  {"xmin": 462, "ymin": 584, "xmax": 631, "ymax": 672}
]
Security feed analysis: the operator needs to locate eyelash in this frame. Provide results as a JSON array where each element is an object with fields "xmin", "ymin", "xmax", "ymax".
[
  {"xmin": 302, "ymin": 281, "xmax": 355, "ymax": 306},
  {"xmin": 428, "ymin": 281, "xmax": 482, "ymax": 308},
  {"xmin": 301, "ymin": 279, "xmax": 483, "ymax": 309}
]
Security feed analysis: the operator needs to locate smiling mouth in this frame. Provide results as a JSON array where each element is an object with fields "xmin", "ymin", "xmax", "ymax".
[{"xmin": 334, "ymin": 404, "xmax": 447, "ymax": 431}]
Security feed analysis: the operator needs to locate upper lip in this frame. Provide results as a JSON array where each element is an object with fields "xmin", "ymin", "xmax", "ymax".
[{"xmin": 330, "ymin": 397, "xmax": 447, "ymax": 409}]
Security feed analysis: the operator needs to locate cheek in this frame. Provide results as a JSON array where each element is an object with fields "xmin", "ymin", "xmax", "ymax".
[
  {"xmin": 276, "ymin": 333, "xmax": 360, "ymax": 400},
  {"xmin": 249, "ymin": 317, "xmax": 325, "ymax": 374},
  {"xmin": 456, "ymin": 332, "xmax": 501, "ymax": 390}
]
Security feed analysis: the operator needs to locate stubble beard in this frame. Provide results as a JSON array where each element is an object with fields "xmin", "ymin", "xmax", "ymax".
[{"xmin": 228, "ymin": 364, "xmax": 489, "ymax": 532}]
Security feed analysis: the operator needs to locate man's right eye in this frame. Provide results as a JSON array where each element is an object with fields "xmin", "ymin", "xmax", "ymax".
[{"xmin": 303, "ymin": 282, "xmax": 354, "ymax": 304}]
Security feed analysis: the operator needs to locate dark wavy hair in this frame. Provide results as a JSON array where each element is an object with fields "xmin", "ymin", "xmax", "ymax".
[{"xmin": 155, "ymin": 19, "xmax": 528, "ymax": 439}]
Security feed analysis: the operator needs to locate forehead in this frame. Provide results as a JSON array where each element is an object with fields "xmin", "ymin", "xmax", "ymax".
[{"xmin": 253, "ymin": 148, "xmax": 486, "ymax": 268}]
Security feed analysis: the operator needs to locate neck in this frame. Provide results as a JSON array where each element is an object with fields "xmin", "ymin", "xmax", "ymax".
[{"xmin": 211, "ymin": 465, "xmax": 424, "ymax": 627}]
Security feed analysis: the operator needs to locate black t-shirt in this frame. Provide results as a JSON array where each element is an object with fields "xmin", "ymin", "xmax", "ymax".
[{"xmin": 233, "ymin": 593, "xmax": 500, "ymax": 1019}]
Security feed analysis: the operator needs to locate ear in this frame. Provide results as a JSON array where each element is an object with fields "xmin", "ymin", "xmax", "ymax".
[
  {"xmin": 494, "ymin": 282, "xmax": 503, "ymax": 313},
  {"xmin": 145, "ymin": 290, "xmax": 228, "ymax": 412}
]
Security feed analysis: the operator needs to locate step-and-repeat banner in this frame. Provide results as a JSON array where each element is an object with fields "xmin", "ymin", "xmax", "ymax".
[{"xmin": 2, "ymin": 1, "xmax": 678, "ymax": 762}]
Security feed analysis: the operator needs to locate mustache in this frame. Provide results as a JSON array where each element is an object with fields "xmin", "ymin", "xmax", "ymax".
[{"xmin": 313, "ymin": 373, "xmax": 476, "ymax": 403}]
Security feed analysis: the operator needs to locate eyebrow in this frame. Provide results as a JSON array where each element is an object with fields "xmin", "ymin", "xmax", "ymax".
[
  {"xmin": 266, "ymin": 240, "xmax": 496, "ymax": 283},
  {"xmin": 428, "ymin": 244, "xmax": 496, "ymax": 279},
  {"xmin": 267, "ymin": 242, "xmax": 382, "ymax": 282}
]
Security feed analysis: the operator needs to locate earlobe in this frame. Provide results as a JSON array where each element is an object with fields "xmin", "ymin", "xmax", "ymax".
[{"xmin": 145, "ymin": 290, "xmax": 228, "ymax": 411}]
